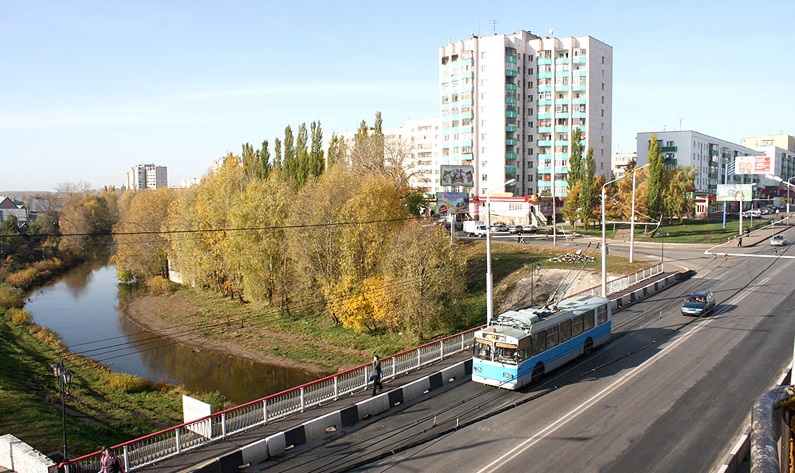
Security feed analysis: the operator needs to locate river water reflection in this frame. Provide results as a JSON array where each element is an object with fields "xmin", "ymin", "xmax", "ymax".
[{"xmin": 26, "ymin": 263, "xmax": 320, "ymax": 404}]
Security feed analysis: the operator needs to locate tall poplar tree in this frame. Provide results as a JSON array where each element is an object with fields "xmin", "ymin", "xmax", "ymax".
[
  {"xmin": 273, "ymin": 138, "xmax": 283, "ymax": 171},
  {"xmin": 309, "ymin": 121, "xmax": 325, "ymax": 178},
  {"xmin": 295, "ymin": 122, "xmax": 309, "ymax": 186},
  {"xmin": 647, "ymin": 134, "xmax": 664, "ymax": 219},
  {"xmin": 578, "ymin": 149, "xmax": 597, "ymax": 228},
  {"xmin": 259, "ymin": 139, "xmax": 272, "ymax": 179},
  {"xmin": 283, "ymin": 125, "xmax": 296, "ymax": 180}
]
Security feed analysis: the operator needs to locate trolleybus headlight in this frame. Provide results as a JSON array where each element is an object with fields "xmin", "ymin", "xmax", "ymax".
[{"xmin": 504, "ymin": 372, "xmax": 514, "ymax": 379}]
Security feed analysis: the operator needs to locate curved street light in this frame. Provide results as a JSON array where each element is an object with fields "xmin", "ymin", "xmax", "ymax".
[
  {"xmin": 51, "ymin": 360, "xmax": 74, "ymax": 461},
  {"xmin": 486, "ymin": 178, "xmax": 516, "ymax": 325}
]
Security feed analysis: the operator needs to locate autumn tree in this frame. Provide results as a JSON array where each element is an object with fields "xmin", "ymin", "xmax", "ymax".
[
  {"xmin": 662, "ymin": 166, "xmax": 697, "ymax": 224},
  {"xmin": 113, "ymin": 188, "xmax": 175, "ymax": 280},
  {"xmin": 326, "ymin": 133, "xmax": 346, "ymax": 168},
  {"xmin": 226, "ymin": 175, "xmax": 293, "ymax": 305},
  {"xmin": 562, "ymin": 182, "xmax": 581, "ymax": 226}
]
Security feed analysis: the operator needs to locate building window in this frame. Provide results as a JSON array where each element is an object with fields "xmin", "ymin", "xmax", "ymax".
[{"xmin": 482, "ymin": 174, "xmax": 488, "ymax": 181}]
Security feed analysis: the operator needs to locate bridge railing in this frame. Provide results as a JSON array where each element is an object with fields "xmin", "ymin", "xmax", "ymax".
[
  {"xmin": 62, "ymin": 263, "xmax": 665, "ymax": 472},
  {"xmin": 569, "ymin": 262, "xmax": 663, "ymax": 298},
  {"xmin": 61, "ymin": 328, "xmax": 479, "ymax": 472}
]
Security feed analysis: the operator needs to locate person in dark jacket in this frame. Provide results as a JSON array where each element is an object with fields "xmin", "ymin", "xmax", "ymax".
[{"xmin": 371, "ymin": 355, "xmax": 383, "ymax": 396}]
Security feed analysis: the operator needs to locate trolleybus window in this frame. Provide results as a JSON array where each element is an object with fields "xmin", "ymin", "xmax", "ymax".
[
  {"xmin": 546, "ymin": 324, "xmax": 559, "ymax": 348},
  {"xmin": 560, "ymin": 319, "xmax": 572, "ymax": 342},
  {"xmin": 597, "ymin": 305, "xmax": 608, "ymax": 325},
  {"xmin": 474, "ymin": 339, "xmax": 492, "ymax": 360},
  {"xmin": 583, "ymin": 309, "xmax": 595, "ymax": 331},
  {"xmin": 496, "ymin": 342, "xmax": 518, "ymax": 364},
  {"xmin": 531, "ymin": 331, "xmax": 546, "ymax": 356},
  {"xmin": 572, "ymin": 314, "xmax": 584, "ymax": 336}
]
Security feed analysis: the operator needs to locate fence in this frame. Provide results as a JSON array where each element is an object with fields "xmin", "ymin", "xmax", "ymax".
[
  {"xmin": 570, "ymin": 262, "xmax": 664, "ymax": 298},
  {"xmin": 61, "ymin": 263, "xmax": 664, "ymax": 473},
  {"xmin": 60, "ymin": 329, "xmax": 477, "ymax": 472}
]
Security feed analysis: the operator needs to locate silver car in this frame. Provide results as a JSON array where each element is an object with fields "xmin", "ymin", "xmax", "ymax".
[{"xmin": 770, "ymin": 234, "xmax": 787, "ymax": 246}]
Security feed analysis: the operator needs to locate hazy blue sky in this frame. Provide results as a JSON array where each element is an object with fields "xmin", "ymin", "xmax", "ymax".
[{"xmin": 2, "ymin": 0, "xmax": 793, "ymax": 192}]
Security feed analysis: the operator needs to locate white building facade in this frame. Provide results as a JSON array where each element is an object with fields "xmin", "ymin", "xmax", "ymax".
[
  {"xmin": 438, "ymin": 31, "xmax": 613, "ymax": 198},
  {"xmin": 126, "ymin": 164, "xmax": 168, "ymax": 190}
]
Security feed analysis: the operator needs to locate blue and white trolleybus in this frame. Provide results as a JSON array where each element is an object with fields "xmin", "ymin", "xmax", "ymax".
[{"xmin": 472, "ymin": 294, "xmax": 611, "ymax": 389}]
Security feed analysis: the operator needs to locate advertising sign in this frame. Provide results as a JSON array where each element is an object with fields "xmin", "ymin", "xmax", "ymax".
[
  {"xmin": 440, "ymin": 165, "xmax": 475, "ymax": 187},
  {"xmin": 735, "ymin": 156, "xmax": 771, "ymax": 175},
  {"xmin": 436, "ymin": 192, "xmax": 469, "ymax": 216},
  {"xmin": 716, "ymin": 184, "xmax": 754, "ymax": 202}
]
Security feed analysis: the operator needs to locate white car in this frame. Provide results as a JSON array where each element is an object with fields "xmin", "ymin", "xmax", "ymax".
[
  {"xmin": 770, "ymin": 234, "xmax": 787, "ymax": 246},
  {"xmin": 490, "ymin": 224, "xmax": 509, "ymax": 233}
]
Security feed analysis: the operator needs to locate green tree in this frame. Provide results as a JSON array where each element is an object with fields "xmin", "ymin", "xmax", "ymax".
[
  {"xmin": 647, "ymin": 134, "xmax": 664, "ymax": 219},
  {"xmin": 326, "ymin": 133, "xmax": 346, "ymax": 168},
  {"xmin": 567, "ymin": 128, "xmax": 584, "ymax": 189},
  {"xmin": 309, "ymin": 121, "xmax": 325, "ymax": 178},
  {"xmin": 283, "ymin": 126, "xmax": 296, "ymax": 181},
  {"xmin": 259, "ymin": 139, "xmax": 272, "ymax": 180},
  {"xmin": 578, "ymin": 149, "xmax": 597, "ymax": 228}
]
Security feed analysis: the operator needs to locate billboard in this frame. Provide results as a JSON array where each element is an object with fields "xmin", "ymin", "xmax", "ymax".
[
  {"xmin": 436, "ymin": 192, "xmax": 469, "ymax": 216},
  {"xmin": 716, "ymin": 184, "xmax": 754, "ymax": 202},
  {"xmin": 735, "ymin": 155, "xmax": 772, "ymax": 175},
  {"xmin": 440, "ymin": 165, "xmax": 475, "ymax": 187}
]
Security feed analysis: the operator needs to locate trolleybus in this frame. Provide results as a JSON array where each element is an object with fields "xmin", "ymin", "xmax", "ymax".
[{"xmin": 472, "ymin": 294, "xmax": 611, "ymax": 389}]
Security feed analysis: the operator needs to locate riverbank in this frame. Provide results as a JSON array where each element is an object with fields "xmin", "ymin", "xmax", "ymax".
[{"xmin": 121, "ymin": 289, "xmax": 407, "ymax": 377}]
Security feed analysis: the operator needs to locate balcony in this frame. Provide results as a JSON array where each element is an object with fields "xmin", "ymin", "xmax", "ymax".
[
  {"xmin": 506, "ymin": 110, "xmax": 518, "ymax": 118},
  {"xmin": 537, "ymin": 99, "xmax": 552, "ymax": 106},
  {"xmin": 537, "ymin": 126, "xmax": 552, "ymax": 133},
  {"xmin": 506, "ymin": 138, "xmax": 518, "ymax": 146},
  {"xmin": 555, "ymin": 58, "xmax": 569, "ymax": 65},
  {"xmin": 538, "ymin": 71, "xmax": 553, "ymax": 79},
  {"xmin": 505, "ymin": 83, "xmax": 518, "ymax": 91},
  {"xmin": 538, "ymin": 140, "xmax": 552, "ymax": 147},
  {"xmin": 537, "ymin": 58, "xmax": 553, "ymax": 65},
  {"xmin": 505, "ymin": 97, "xmax": 518, "ymax": 106},
  {"xmin": 506, "ymin": 153, "xmax": 518, "ymax": 160},
  {"xmin": 506, "ymin": 124, "xmax": 518, "ymax": 132},
  {"xmin": 505, "ymin": 55, "xmax": 518, "ymax": 64},
  {"xmin": 554, "ymin": 126, "xmax": 570, "ymax": 133},
  {"xmin": 505, "ymin": 166, "xmax": 517, "ymax": 174},
  {"xmin": 505, "ymin": 69, "xmax": 518, "ymax": 77},
  {"xmin": 572, "ymin": 84, "xmax": 586, "ymax": 91},
  {"xmin": 573, "ymin": 57, "xmax": 586, "ymax": 64},
  {"xmin": 660, "ymin": 146, "xmax": 678, "ymax": 152}
]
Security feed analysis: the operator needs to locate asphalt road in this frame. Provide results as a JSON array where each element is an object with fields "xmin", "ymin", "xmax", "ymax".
[{"xmin": 253, "ymin": 230, "xmax": 795, "ymax": 472}]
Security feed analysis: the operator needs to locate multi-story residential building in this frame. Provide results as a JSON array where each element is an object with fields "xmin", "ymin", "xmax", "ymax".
[
  {"xmin": 438, "ymin": 31, "xmax": 613, "ymax": 198},
  {"xmin": 742, "ymin": 134, "xmax": 795, "ymax": 153},
  {"xmin": 383, "ymin": 118, "xmax": 441, "ymax": 195},
  {"xmin": 635, "ymin": 131, "xmax": 767, "ymax": 196},
  {"xmin": 126, "ymin": 164, "xmax": 168, "ymax": 190},
  {"xmin": 612, "ymin": 152, "xmax": 637, "ymax": 179}
]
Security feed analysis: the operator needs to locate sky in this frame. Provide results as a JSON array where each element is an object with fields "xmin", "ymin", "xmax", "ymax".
[{"xmin": 1, "ymin": 0, "xmax": 794, "ymax": 192}]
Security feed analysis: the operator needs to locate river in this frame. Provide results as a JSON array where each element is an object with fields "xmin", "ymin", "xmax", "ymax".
[{"xmin": 25, "ymin": 263, "xmax": 319, "ymax": 404}]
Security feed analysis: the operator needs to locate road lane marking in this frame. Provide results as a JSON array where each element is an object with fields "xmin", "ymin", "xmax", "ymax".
[{"xmin": 474, "ymin": 299, "xmax": 731, "ymax": 472}]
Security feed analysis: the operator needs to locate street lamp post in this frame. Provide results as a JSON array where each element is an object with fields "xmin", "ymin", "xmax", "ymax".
[
  {"xmin": 51, "ymin": 360, "xmax": 74, "ymax": 461},
  {"xmin": 601, "ymin": 175, "xmax": 623, "ymax": 298},
  {"xmin": 486, "ymin": 178, "xmax": 516, "ymax": 325},
  {"xmin": 629, "ymin": 164, "xmax": 650, "ymax": 263}
]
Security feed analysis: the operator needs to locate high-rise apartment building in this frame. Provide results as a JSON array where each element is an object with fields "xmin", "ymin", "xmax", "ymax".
[
  {"xmin": 439, "ymin": 31, "xmax": 613, "ymax": 198},
  {"xmin": 126, "ymin": 164, "xmax": 168, "ymax": 190}
]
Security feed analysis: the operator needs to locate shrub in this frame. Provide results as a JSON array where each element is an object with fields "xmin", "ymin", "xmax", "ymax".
[
  {"xmin": 5, "ymin": 268, "xmax": 37, "ymax": 289},
  {"xmin": 0, "ymin": 283, "xmax": 24, "ymax": 309},
  {"xmin": 147, "ymin": 276, "xmax": 176, "ymax": 295},
  {"xmin": 104, "ymin": 372, "xmax": 155, "ymax": 393},
  {"xmin": 8, "ymin": 308, "xmax": 32, "ymax": 325}
]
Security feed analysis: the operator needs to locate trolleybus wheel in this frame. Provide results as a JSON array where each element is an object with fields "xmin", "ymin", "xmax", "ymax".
[
  {"xmin": 531, "ymin": 362, "xmax": 545, "ymax": 383},
  {"xmin": 583, "ymin": 337, "xmax": 594, "ymax": 356}
]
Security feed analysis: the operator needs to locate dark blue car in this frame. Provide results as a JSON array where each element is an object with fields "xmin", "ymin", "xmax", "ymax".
[{"xmin": 681, "ymin": 290, "xmax": 716, "ymax": 316}]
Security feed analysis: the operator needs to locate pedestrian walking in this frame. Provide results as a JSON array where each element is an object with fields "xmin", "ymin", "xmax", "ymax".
[
  {"xmin": 100, "ymin": 446, "xmax": 125, "ymax": 473},
  {"xmin": 517, "ymin": 230, "xmax": 525, "ymax": 244},
  {"xmin": 737, "ymin": 236, "xmax": 743, "ymax": 247},
  {"xmin": 371, "ymin": 355, "xmax": 383, "ymax": 396}
]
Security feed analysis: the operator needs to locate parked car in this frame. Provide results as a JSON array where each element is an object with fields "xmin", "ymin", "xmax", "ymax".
[
  {"xmin": 490, "ymin": 224, "xmax": 509, "ymax": 233},
  {"xmin": 681, "ymin": 290, "xmax": 716, "ymax": 316},
  {"xmin": 770, "ymin": 234, "xmax": 787, "ymax": 246},
  {"xmin": 742, "ymin": 209, "xmax": 762, "ymax": 218}
]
